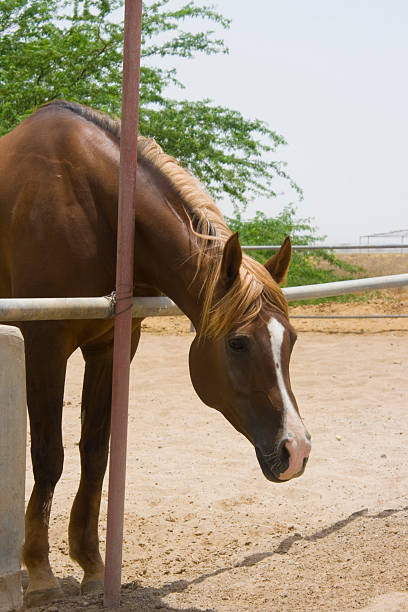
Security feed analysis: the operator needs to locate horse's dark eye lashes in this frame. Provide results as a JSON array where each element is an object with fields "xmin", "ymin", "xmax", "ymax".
[{"xmin": 228, "ymin": 337, "xmax": 248, "ymax": 351}]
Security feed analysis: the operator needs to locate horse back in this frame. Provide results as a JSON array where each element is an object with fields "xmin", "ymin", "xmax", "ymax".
[{"xmin": 0, "ymin": 107, "xmax": 120, "ymax": 299}]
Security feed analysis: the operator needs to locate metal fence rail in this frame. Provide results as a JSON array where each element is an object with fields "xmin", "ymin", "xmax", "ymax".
[
  {"xmin": 242, "ymin": 244, "xmax": 408, "ymax": 251},
  {"xmin": 291, "ymin": 314, "xmax": 408, "ymax": 319},
  {"xmin": 0, "ymin": 273, "xmax": 407, "ymax": 322},
  {"xmin": 283, "ymin": 273, "xmax": 408, "ymax": 300}
]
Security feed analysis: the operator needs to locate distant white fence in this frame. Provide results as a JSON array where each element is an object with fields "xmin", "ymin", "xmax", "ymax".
[{"xmin": 0, "ymin": 274, "xmax": 407, "ymax": 322}]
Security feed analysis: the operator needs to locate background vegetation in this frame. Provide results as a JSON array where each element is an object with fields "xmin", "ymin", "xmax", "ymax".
[
  {"xmin": 227, "ymin": 206, "xmax": 360, "ymax": 291},
  {"xmin": 0, "ymin": 0, "xmax": 299, "ymax": 205},
  {"xmin": 0, "ymin": 0, "xmax": 360, "ymax": 291}
]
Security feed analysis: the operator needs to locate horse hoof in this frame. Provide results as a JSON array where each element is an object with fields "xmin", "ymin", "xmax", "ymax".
[
  {"xmin": 24, "ymin": 586, "xmax": 64, "ymax": 607},
  {"xmin": 81, "ymin": 579, "xmax": 104, "ymax": 596}
]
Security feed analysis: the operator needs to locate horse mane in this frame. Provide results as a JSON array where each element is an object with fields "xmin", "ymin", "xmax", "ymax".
[
  {"xmin": 40, "ymin": 100, "xmax": 122, "ymax": 140},
  {"xmin": 136, "ymin": 137, "xmax": 289, "ymax": 338},
  {"xmin": 40, "ymin": 100, "xmax": 289, "ymax": 338}
]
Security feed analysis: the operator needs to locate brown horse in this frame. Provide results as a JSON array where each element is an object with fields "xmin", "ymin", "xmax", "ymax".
[{"xmin": 0, "ymin": 101, "xmax": 311, "ymax": 606}]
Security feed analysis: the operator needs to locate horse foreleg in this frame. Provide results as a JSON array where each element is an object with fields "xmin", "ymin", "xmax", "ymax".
[
  {"xmin": 22, "ymin": 324, "xmax": 71, "ymax": 607},
  {"xmin": 69, "ymin": 328, "xmax": 140, "ymax": 595},
  {"xmin": 68, "ymin": 342, "xmax": 113, "ymax": 595}
]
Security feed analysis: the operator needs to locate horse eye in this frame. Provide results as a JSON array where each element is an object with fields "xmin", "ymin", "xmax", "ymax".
[{"xmin": 228, "ymin": 336, "xmax": 249, "ymax": 352}]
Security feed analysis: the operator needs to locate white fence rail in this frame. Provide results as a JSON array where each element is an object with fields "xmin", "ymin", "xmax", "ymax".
[
  {"xmin": 242, "ymin": 244, "xmax": 408, "ymax": 251},
  {"xmin": 292, "ymin": 314, "xmax": 408, "ymax": 320},
  {"xmin": 283, "ymin": 273, "xmax": 408, "ymax": 300},
  {"xmin": 0, "ymin": 274, "xmax": 407, "ymax": 322}
]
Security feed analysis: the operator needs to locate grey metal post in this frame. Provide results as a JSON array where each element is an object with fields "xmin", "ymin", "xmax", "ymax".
[{"xmin": 0, "ymin": 326, "xmax": 26, "ymax": 611}]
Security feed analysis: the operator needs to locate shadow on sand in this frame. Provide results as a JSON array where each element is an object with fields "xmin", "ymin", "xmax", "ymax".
[{"xmin": 22, "ymin": 504, "xmax": 408, "ymax": 610}]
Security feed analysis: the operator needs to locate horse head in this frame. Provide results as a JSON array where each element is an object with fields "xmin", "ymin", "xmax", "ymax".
[{"xmin": 189, "ymin": 236, "xmax": 311, "ymax": 483}]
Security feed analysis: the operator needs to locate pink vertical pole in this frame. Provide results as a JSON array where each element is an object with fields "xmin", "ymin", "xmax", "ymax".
[{"xmin": 103, "ymin": 0, "xmax": 143, "ymax": 608}]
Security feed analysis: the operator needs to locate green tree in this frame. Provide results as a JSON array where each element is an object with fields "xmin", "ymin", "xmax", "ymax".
[
  {"xmin": 227, "ymin": 206, "xmax": 361, "ymax": 289},
  {"xmin": 0, "ymin": 0, "xmax": 299, "ymax": 206}
]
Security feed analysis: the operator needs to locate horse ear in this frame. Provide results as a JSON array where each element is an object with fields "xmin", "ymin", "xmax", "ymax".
[
  {"xmin": 220, "ymin": 232, "xmax": 242, "ymax": 290},
  {"xmin": 264, "ymin": 236, "xmax": 292, "ymax": 284}
]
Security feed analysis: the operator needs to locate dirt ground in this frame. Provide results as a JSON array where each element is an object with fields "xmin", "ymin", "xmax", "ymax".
[
  {"xmin": 23, "ymin": 294, "xmax": 408, "ymax": 612},
  {"xmin": 339, "ymin": 253, "xmax": 408, "ymax": 278}
]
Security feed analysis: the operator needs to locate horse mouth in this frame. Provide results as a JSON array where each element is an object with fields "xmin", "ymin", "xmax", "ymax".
[
  {"xmin": 255, "ymin": 447, "xmax": 286, "ymax": 483},
  {"xmin": 255, "ymin": 447, "xmax": 308, "ymax": 483}
]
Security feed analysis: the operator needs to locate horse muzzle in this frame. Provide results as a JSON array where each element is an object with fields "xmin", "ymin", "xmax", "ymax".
[{"xmin": 255, "ymin": 433, "xmax": 311, "ymax": 483}]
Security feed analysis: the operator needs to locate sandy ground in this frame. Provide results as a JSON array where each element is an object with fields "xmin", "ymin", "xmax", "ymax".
[
  {"xmin": 23, "ymin": 320, "xmax": 408, "ymax": 612},
  {"xmin": 339, "ymin": 253, "xmax": 408, "ymax": 278}
]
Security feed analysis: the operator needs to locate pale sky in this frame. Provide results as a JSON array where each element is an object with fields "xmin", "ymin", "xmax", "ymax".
[{"xmin": 148, "ymin": 0, "xmax": 408, "ymax": 243}]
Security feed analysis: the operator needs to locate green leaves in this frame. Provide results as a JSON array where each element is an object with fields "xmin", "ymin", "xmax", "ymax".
[
  {"xmin": 0, "ymin": 0, "xmax": 124, "ymax": 122},
  {"xmin": 140, "ymin": 99, "xmax": 299, "ymax": 205},
  {"xmin": 0, "ymin": 0, "xmax": 296, "ymax": 207},
  {"xmin": 227, "ymin": 206, "xmax": 362, "ymax": 292}
]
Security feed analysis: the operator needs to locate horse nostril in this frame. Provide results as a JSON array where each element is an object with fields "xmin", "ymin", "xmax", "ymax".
[
  {"xmin": 277, "ymin": 434, "xmax": 311, "ymax": 481},
  {"xmin": 278, "ymin": 437, "xmax": 290, "ymax": 464}
]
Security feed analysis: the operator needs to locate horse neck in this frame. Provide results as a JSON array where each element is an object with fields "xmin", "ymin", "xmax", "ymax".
[{"xmin": 133, "ymin": 172, "xmax": 213, "ymax": 329}]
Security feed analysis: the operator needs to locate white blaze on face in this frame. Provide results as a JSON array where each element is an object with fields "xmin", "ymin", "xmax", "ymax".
[{"xmin": 267, "ymin": 318, "xmax": 311, "ymax": 481}]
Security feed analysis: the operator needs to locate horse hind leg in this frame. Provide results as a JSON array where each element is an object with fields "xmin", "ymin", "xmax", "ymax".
[{"xmin": 22, "ymin": 324, "xmax": 71, "ymax": 607}]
